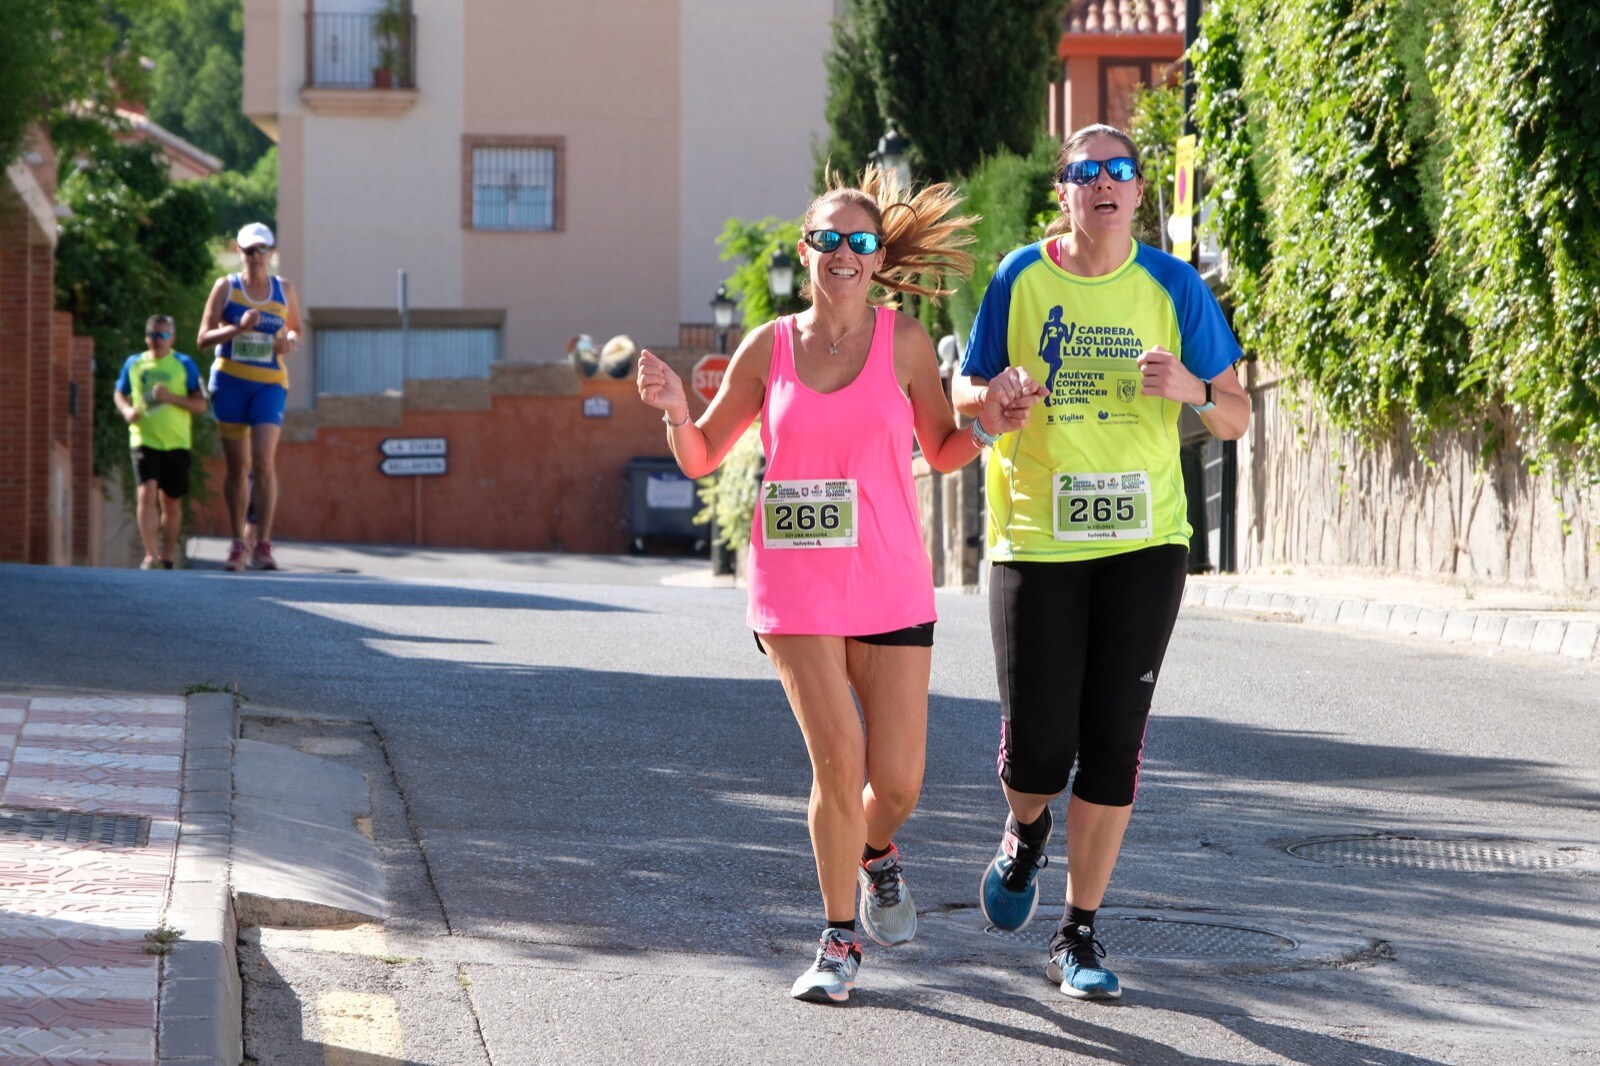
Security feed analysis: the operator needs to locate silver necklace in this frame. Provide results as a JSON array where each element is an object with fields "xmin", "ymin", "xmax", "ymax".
[{"xmin": 810, "ymin": 310, "xmax": 872, "ymax": 356}]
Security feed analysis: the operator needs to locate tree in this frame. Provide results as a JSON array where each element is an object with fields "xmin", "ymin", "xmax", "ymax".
[
  {"xmin": 851, "ymin": 0, "xmax": 1068, "ymax": 184},
  {"xmin": 0, "ymin": 0, "xmax": 156, "ymax": 167},
  {"xmin": 142, "ymin": 0, "xmax": 272, "ymax": 172},
  {"xmin": 55, "ymin": 140, "xmax": 218, "ymax": 487},
  {"xmin": 812, "ymin": 1, "xmax": 885, "ymax": 190}
]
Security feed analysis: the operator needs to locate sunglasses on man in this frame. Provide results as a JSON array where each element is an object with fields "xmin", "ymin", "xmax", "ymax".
[
  {"xmin": 147, "ymin": 331, "xmax": 172, "ymax": 340},
  {"xmin": 804, "ymin": 229, "xmax": 882, "ymax": 255},
  {"xmin": 1059, "ymin": 157, "xmax": 1141, "ymax": 185},
  {"xmin": 242, "ymin": 245, "xmax": 272, "ymax": 256}
]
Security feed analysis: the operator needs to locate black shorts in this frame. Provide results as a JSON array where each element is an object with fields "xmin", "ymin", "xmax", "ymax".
[
  {"xmin": 754, "ymin": 621, "xmax": 935, "ymax": 655},
  {"xmin": 990, "ymin": 545, "xmax": 1187, "ymax": 806},
  {"xmin": 131, "ymin": 447, "xmax": 191, "ymax": 499}
]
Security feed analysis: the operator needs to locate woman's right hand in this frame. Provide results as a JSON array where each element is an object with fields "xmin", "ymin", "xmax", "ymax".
[
  {"xmin": 238, "ymin": 309, "xmax": 261, "ymax": 331},
  {"xmin": 637, "ymin": 349, "xmax": 690, "ymax": 423}
]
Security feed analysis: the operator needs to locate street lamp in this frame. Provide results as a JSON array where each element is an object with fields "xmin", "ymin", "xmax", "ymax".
[
  {"xmin": 710, "ymin": 283, "xmax": 736, "ymax": 353},
  {"xmin": 870, "ymin": 124, "xmax": 912, "ymax": 191},
  {"xmin": 767, "ymin": 247, "xmax": 794, "ymax": 313}
]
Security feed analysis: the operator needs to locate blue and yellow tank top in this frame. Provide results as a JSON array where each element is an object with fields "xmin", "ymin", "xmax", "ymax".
[
  {"xmin": 959, "ymin": 239, "xmax": 1241, "ymax": 563},
  {"xmin": 213, "ymin": 273, "xmax": 289, "ymax": 387}
]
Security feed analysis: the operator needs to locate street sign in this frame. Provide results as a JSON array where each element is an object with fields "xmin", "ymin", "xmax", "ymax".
[
  {"xmin": 379, "ymin": 437, "xmax": 447, "ymax": 458},
  {"xmin": 379, "ymin": 456, "xmax": 446, "ymax": 477},
  {"xmin": 692, "ymin": 355, "xmax": 729, "ymax": 404}
]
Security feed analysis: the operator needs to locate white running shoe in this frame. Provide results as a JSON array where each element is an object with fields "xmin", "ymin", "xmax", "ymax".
[
  {"xmin": 858, "ymin": 843, "xmax": 917, "ymax": 947},
  {"xmin": 790, "ymin": 928, "xmax": 861, "ymax": 1003}
]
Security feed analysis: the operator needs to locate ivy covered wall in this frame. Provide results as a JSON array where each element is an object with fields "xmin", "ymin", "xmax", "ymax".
[{"xmin": 1196, "ymin": 0, "xmax": 1600, "ymax": 477}]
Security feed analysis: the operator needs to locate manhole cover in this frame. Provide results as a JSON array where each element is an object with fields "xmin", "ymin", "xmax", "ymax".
[
  {"xmin": 983, "ymin": 908, "xmax": 1296, "ymax": 959},
  {"xmin": 1287, "ymin": 835, "xmax": 1578, "ymax": 872},
  {"xmin": 0, "ymin": 808, "xmax": 151, "ymax": 848}
]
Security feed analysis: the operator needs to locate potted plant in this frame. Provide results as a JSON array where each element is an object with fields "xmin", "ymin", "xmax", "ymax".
[{"xmin": 372, "ymin": 0, "xmax": 406, "ymax": 88}]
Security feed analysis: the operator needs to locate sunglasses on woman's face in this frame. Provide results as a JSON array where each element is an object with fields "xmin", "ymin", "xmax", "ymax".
[
  {"xmin": 1060, "ymin": 157, "xmax": 1141, "ymax": 185},
  {"xmin": 147, "ymin": 331, "xmax": 171, "ymax": 340},
  {"xmin": 804, "ymin": 229, "xmax": 882, "ymax": 255},
  {"xmin": 242, "ymin": 245, "xmax": 271, "ymax": 256}
]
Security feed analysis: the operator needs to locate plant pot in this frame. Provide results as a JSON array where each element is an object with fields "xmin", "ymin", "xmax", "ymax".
[{"xmin": 372, "ymin": 67, "xmax": 393, "ymax": 89}]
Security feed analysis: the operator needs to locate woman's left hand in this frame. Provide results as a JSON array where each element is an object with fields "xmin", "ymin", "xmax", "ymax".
[
  {"xmin": 1136, "ymin": 346, "xmax": 1205, "ymax": 406},
  {"xmin": 273, "ymin": 330, "xmax": 299, "ymax": 356}
]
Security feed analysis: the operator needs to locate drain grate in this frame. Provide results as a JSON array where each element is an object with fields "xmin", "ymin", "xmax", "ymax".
[
  {"xmin": 0, "ymin": 808, "xmax": 151, "ymax": 848},
  {"xmin": 984, "ymin": 908, "xmax": 1297, "ymax": 959},
  {"xmin": 1287, "ymin": 835, "xmax": 1578, "ymax": 872}
]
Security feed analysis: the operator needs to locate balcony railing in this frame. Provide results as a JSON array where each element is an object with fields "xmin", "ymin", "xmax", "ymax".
[{"xmin": 305, "ymin": 11, "xmax": 416, "ymax": 90}]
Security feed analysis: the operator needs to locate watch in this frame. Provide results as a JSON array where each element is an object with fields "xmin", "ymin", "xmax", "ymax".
[{"xmin": 1191, "ymin": 379, "xmax": 1216, "ymax": 413}]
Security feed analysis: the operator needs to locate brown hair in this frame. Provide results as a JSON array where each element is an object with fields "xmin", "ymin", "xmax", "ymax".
[
  {"xmin": 801, "ymin": 167, "xmax": 977, "ymax": 303},
  {"xmin": 1043, "ymin": 123, "xmax": 1142, "ymax": 238}
]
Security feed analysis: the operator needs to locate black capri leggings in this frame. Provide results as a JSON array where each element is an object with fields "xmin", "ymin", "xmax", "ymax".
[{"xmin": 989, "ymin": 545, "xmax": 1188, "ymax": 806}]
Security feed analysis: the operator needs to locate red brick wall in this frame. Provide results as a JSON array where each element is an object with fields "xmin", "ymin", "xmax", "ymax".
[
  {"xmin": 0, "ymin": 148, "xmax": 96, "ymax": 567},
  {"xmin": 0, "ymin": 201, "xmax": 41, "ymax": 561},
  {"xmin": 196, "ymin": 369, "xmax": 713, "ymax": 554}
]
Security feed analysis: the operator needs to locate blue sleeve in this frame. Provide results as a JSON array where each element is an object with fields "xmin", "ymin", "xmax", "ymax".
[
  {"xmin": 958, "ymin": 245, "xmax": 1041, "ymax": 381},
  {"xmin": 114, "ymin": 356, "xmax": 136, "ymax": 396},
  {"xmin": 177, "ymin": 354, "xmax": 202, "ymax": 392},
  {"xmin": 1135, "ymin": 244, "xmax": 1242, "ymax": 381}
]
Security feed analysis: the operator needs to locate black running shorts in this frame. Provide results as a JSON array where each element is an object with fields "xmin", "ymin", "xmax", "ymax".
[
  {"xmin": 131, "ymin": 447, "xmax": 192, "ymax": 499},
  {"xmin": 989, "ymin": 545, "xmax": 1187, "ymax": 805}
]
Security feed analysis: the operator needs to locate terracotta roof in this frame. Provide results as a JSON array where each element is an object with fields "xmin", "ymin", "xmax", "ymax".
[{"xmin": 1065, "ymin": 0, "xmax": 1186, "ymax": 35}]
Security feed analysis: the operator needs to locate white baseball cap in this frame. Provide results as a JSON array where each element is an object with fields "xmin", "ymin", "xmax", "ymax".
[{"xmin": 237, "ymin": 222, "xmax": 275, "ymax": 249}]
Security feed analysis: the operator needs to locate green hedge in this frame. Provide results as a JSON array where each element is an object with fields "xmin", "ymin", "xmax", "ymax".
[{"xmin": 1196, "ymin": 0, "xmax": 1600, "ymax": 476}]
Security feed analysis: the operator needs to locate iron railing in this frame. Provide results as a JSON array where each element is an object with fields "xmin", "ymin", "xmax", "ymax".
[{"xmin": 305, "ymin": 11, "xmax": 416, "ymax": 90}]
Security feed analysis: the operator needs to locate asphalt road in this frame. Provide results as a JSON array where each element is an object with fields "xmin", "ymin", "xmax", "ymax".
[{"xmin": 2, "ymin": 546, "xmax": 1597, "ymax": 1065}]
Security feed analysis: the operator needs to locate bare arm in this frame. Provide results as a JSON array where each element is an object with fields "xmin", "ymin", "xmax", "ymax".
[
  {"xmin": 113, "ymin": 387, "xmax": 140, "ymax": 424},
  {"xmin": 636, "ymin": 324, "xmax": 774, "ymax": 479},
  {"xmin": 198, "ymin": 278, "xmax": 261, "ymax": 350},
  {"xmin": 900, "ymin": 315, "xmax": 1038, "ymax": 472},
  {"xmin": 1136, "ymin": 348, "xmax": 1250, "ymax": 441},
  {"xmin": 273, "ymin": 281, "xmax": 303, "ymax": 355}
]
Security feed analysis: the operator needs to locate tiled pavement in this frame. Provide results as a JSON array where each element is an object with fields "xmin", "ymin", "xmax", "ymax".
[{"xmin": 0, "ymin": 695, "xmax": 185, "ymax": 1065}]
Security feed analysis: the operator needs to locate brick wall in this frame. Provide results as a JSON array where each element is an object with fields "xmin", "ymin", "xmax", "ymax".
[
  {"xmin": 194, "ymin": 349, "xmax": 715, "ymax": 554},
  {"xmin": 1, "ymin": 137, "xmax": 97, "ymax": 568}
]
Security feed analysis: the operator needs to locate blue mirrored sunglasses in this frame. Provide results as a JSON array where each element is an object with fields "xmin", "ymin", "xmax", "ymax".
[
  {"xmin": 1060, "ymin": 157, "xmax": 1141, "ymax": 185},
  {"xmin": 804, "ymin": 229, "xmax": 881, "ymax": 255},
  {"xmin": 146, "ymin": 331, "xmax": 171, "ymax": 340}
]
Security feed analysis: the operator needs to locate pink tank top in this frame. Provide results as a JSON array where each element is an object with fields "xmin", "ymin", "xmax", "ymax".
[{"xmin": 747, "ymin": 306, "xmax": 936, "ymax": 635}]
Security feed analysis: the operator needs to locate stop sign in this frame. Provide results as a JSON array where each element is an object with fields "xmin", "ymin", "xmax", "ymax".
[{"xmin": 691, "ymin": 355, "xmax": 729, "ymax": 404}]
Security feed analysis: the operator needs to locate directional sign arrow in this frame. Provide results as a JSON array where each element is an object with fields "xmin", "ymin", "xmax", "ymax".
[
  {"xmin": 379, "ymin": 456, "xmax": 447, "ymax": 477},
  {"xmin": 379, "ymin": 437, "xmax": 448, "ymax": 458}
]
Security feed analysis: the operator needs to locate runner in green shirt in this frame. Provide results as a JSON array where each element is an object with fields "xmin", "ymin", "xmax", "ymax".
[{"xmin": 113, "ymin": 314, "xmax": 208, "ymax": 569}]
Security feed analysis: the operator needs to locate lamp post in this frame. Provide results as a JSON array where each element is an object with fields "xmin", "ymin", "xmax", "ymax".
[
  {"xmin": 767, "ymin": 247, "xmax": 795, "ymax": 315},
  {"xmin": 870, "ymin": 124, "xmax": 912, "ymax": 191},
  {"xmin": 710, "ymin": 283, "xmax": 736, "ymax": 353}
]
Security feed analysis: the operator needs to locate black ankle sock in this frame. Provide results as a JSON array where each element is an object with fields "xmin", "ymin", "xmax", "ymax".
[
  {"xmin": 1012, "ymin": 808, "xmax": 1051, "ymax": 844},
  {"xmin": 1066, "ymin": 904, "xmax": 1097, "ymax": 931},
  {"xmin": 862, "ymin": 842, "xmax": 892, "ymax": 862},
  {"xmin": 827, "ymin": 919, "xmax": 857, "ymax": 934}
]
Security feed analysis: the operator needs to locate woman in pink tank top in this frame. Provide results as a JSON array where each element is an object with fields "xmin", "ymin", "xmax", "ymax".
[{"xmin": 637, "ymin": 170, "xmax": 1044, "ymax": 1003}]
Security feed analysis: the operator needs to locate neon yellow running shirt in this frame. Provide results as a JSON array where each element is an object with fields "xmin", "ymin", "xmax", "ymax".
[{"xmin": 958, "ymin": 239, "xmax": 1240, "ymax": 563}]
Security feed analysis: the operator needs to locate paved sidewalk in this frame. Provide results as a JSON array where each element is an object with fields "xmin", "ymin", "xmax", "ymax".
[
  {"xmin": 1184, "ymin": 567, "xmax": 1600, "ymax": 663},
  {"xmin": 0, "ymin": 694, "xmax": 236, "ymax": 1065}
]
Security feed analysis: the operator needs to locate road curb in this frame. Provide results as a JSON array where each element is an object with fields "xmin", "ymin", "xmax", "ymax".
[
  {"xmin": 159, "ymin": 691, "xmax": 241, "ymax": 1065},
  {"xmin": 1184, "ymin": 580, "xmax": 1600, "ymax": 664}
]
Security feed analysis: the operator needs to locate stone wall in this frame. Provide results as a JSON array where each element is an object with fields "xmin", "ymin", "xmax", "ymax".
[{"xmin": 1238, "ymin": 362, "xmax": 1600, "ymax": 595}]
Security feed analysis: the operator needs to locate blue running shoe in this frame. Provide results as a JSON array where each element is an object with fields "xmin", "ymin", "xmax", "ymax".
[
  {"xmin": 1046, "ymin": 923, "xmax": 1121, "ymax": 1000},
  {"xmin": 978, "ymin": 808, "xmax": 1051, "ymax": 931}
]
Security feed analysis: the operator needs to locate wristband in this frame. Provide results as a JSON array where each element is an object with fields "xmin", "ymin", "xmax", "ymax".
[
  {"xmin": 970, "ymin": 417, "xmax": 999, "ymax": 448},
  {"xmin": 662, "ymin": 409, "xmax": 690, "ymax": 428},
  {"xmin": 1190, "ymin": 379, "xmax": 1216, "ymax": 413}
]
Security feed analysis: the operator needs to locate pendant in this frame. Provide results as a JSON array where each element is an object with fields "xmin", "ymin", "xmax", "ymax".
[{"xmin": 827, "ymin": 345, "xmax": 839, "ymax": 356}]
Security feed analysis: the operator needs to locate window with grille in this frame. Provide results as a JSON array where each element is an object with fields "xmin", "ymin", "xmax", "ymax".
[
  {"xmin": 466, "ymin": 140, "xmax": 563, "ymax": 232},
  {"xmin": 315, "ymin": 326, "xmax": 499, "ymax": 395}
]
